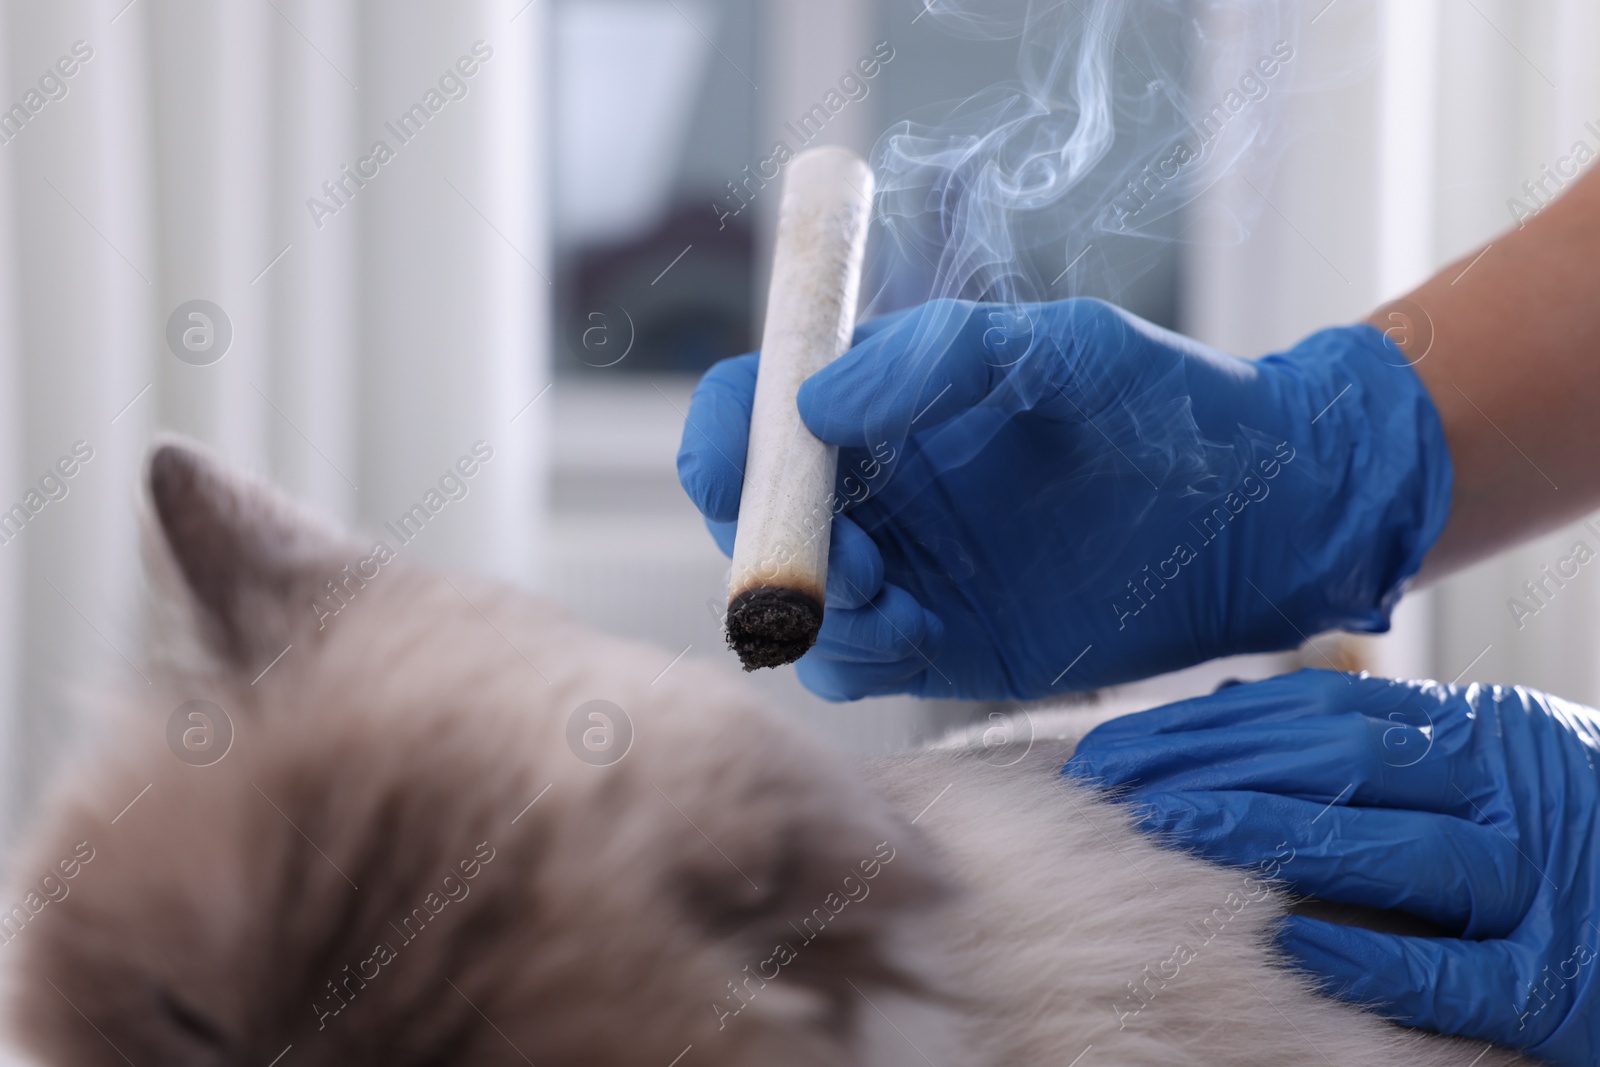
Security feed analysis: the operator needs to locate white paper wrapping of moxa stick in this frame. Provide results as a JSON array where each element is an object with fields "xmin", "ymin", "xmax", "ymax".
[{"xmin": 726, "ymin": 146, "xmax": 873, "ymax": 669}]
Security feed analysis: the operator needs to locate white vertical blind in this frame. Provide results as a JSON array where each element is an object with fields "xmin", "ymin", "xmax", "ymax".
[
  {"xmin": 357, "ymin": 1, "xmax": 547, "ymax": 588},
  {"xmin": 1376, "ymin": 0, "xmax": 1440, "ymax": 299},
  {"xmin": 270, "ymin": 0, "xmax": 360, "ymax": 522},
  {"xmin": 755, "ymin": 0, "xmax": 875, "ymax": 314},
  {"xmin": 1361, "ymin": 0, "xmax": 1440, "ymax": 682},
  {"xmin": 0, "ymin": 3, "xmax": 21, "ymax": 829},
  {"xmin": 10, "ymin": 0, "xmax": 155, "ymax": 816},
  {"xmin": 0, "ymin": 0, "xmax": 549, "ymax": 839},
  {"xmin": 1181, "ymin": 2, "xmax": 1383, "ymax": 357},
  {"xmin": 149, "ymin": 0, "xmax": 272, "ymax": 463}
]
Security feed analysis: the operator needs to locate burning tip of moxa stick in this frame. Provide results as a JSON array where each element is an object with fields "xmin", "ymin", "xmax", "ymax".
[
  {"xmin": 726, "ymin": 145, "xmax": 874, "ymax": 671},
  {"xmin": 726, "ymin": 587, "xmax": 825, "ymax": 671}
]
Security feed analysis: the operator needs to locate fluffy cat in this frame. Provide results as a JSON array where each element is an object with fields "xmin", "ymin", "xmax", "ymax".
[{"xmin": 0, "ymin": 442, "xmax": 1523, "ymax": 1066}]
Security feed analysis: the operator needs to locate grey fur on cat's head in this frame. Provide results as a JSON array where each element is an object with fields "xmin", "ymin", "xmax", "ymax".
[{"xmin": 3, "ymin": 441, "xmax": 947, "ymax": 1066}]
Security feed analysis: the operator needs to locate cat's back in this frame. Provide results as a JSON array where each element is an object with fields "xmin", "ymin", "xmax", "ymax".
[{"xmin": 861, "ymin": 714, "xmax": 1525, "ymax": 1066}]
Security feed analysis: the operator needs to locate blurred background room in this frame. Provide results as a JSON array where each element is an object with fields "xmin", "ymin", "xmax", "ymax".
[{"xmin": 0, "ymin": 0, "xmax": 1597, "ymax": 840}]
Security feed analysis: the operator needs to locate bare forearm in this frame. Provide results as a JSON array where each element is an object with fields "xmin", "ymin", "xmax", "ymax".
[{"xmin": 1371, "ymin": 166, "xmax": 1600, "ymax": 580}]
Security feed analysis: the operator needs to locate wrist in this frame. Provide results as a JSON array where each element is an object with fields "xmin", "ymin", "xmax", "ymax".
[{"xmin": 1265, "ymin": 324, "xmax": 1454, "ymax": 634}]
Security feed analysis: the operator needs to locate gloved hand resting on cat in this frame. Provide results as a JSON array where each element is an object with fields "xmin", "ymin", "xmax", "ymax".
[
  {"xmin": 677, "ymin": 298, "xmax": 1451, "ymax": 701},
  {"xmin": 1066, "ymin": 669, "xmax": 1600, "ymax": 1066}
]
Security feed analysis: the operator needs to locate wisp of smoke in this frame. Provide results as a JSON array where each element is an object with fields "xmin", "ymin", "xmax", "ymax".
[{"xmin": 864, "ymin": 0, "xmax": 1305, "ymax": 317}]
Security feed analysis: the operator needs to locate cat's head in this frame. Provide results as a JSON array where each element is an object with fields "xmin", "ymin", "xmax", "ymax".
[{"xmin": 3, "ymin": 440, "xmax": 950, "ymax": 1066}]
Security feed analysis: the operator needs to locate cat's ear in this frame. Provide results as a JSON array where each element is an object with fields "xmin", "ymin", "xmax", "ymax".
[{"xmin": 144, "ymin": 438, "xmax": 349, "ymax": 670}]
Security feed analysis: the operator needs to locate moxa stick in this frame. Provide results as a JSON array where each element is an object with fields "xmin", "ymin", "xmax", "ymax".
[{"xmin": 726, "ymin": 146, "xmax": 874, "ymax": 670}]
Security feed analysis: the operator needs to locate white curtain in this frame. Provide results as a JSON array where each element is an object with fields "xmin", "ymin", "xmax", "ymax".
[{"xmin": 0, "ymin": 0, "xmax": 547, "ymax": 837}]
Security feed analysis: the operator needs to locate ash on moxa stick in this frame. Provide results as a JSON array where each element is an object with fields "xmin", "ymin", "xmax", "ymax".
[{"xmin": 726, "ymin": 146, "xmax": 874, "ymax": 670}]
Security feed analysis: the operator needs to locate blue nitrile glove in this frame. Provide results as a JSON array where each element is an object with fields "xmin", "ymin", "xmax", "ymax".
[
  {"xmin": 1065, "ymin": 669, "xmax": 1600, "ymax": 1064},
  {"xmin": 676, "ymin": 298, "xmax": 1452, "ymax": 701}
]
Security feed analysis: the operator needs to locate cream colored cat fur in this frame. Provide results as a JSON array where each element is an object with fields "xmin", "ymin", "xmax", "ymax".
[{"xmin": 0, "ymin": 442, "xmax": 1523, "ymax": 1066}]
